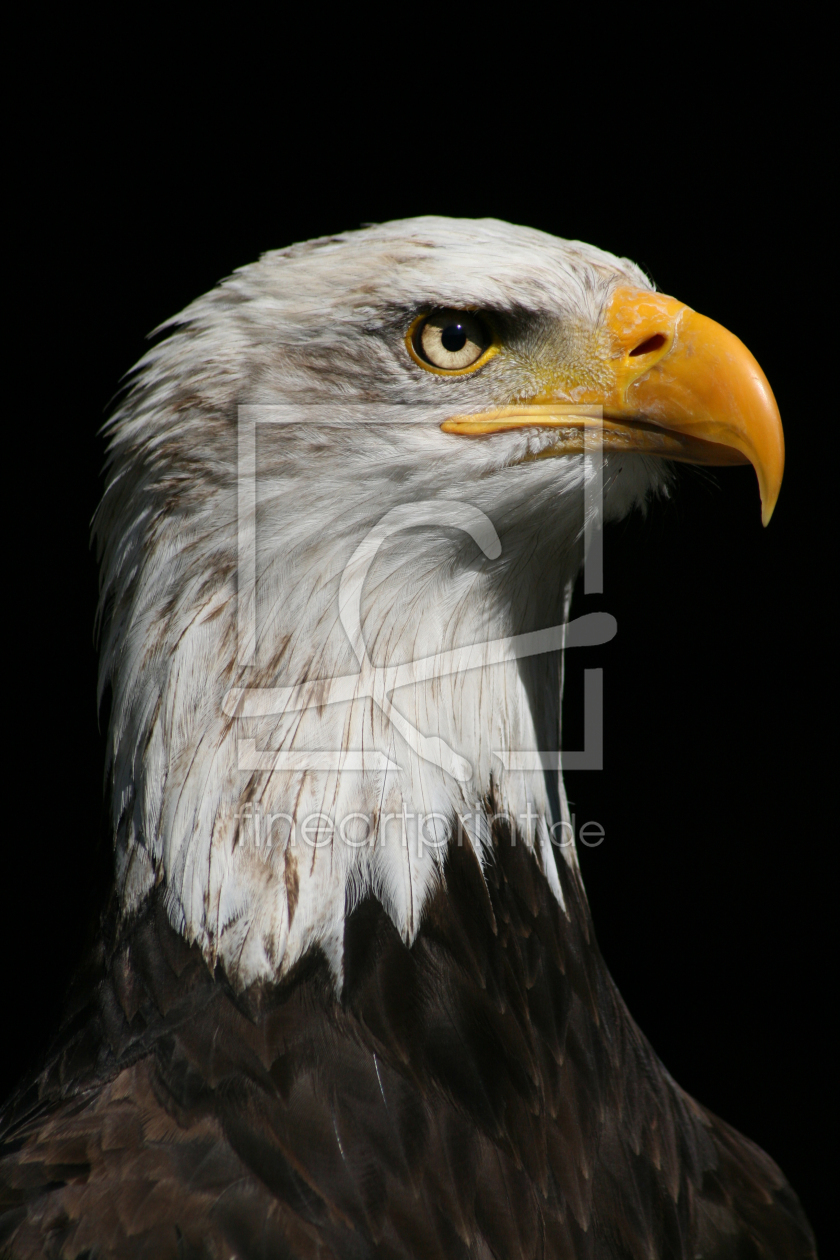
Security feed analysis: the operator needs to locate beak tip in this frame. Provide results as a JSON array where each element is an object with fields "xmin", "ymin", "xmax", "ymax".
[
  {"xmin": 759, "ymin": 477, "xmax": 781, "ymax": 527},
  {"xmin": 757, "ymin": 442, "xmax": 784, "ymax": 528}
]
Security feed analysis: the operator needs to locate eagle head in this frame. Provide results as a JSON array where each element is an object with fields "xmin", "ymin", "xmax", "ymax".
[{"xmin": 94, "ymin": 216, "xmax": 782, "ymax": 987}]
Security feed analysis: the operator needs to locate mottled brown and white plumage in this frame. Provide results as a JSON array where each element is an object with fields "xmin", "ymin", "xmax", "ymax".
[{"xmin": 0, "ymin": 218, "xmax": 815, "ymax": 1258}]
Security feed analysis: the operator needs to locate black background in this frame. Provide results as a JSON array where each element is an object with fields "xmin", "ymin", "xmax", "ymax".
[{"xmin": 6, "ymin": 29, "xmax": 832, "ymax": 1248}]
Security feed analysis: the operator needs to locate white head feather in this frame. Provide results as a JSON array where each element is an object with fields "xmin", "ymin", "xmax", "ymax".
[{"xmin": 94, "ymin": 216, "xmax": 664, "ymax": 987}]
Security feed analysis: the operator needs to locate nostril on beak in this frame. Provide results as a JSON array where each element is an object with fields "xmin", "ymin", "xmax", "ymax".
[{"xmin": 629, "ymin": 333, "xmax": 667, "ymax": 357}]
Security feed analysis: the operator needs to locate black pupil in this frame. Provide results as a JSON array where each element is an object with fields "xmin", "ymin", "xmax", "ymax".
[{"xmin": 441, "ymin": 323, "xmax": 468, "ymax": 353}]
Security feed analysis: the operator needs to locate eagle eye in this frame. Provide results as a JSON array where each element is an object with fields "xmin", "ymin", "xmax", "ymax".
[{"xmin": 408, "ymin": 310, "xmax": 494, "ymax": 374}]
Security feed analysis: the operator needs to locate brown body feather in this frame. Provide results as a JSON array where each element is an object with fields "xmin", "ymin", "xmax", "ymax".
[{"xmin": 0, "ymin": 821, "xmax": 816, "ymax": 1259}]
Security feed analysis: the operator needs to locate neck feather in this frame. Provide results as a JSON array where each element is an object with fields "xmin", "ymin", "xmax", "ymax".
[{"xmin": 101, "ymin": 426, "xmax": 599, "ymax": 987}]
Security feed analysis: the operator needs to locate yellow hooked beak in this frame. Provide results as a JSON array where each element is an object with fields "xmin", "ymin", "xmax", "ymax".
[{"xmin": 440, "ymin": 285, "xmax": 784, "ymax": 525}]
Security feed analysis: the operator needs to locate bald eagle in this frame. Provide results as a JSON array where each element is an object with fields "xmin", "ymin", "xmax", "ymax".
[{"xmin": 0, "ymin": 218, "xmax": 815, "ymax": 1258}]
